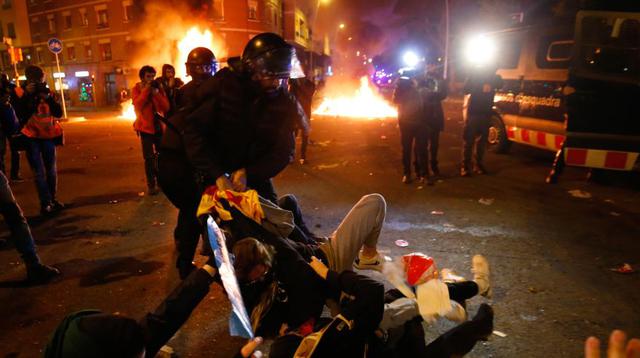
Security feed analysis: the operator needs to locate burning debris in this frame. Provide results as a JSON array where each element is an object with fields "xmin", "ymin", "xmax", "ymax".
[{"xmin": 314, "ymin": 76, "xmax": 398, "ymax": 119}]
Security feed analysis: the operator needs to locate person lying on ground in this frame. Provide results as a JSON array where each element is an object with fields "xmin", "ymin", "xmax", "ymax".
[
  {"xmin": 44, "ymin": 262, "xmax": 262, "ymax": 358},
  {"xmin": 268, "ymin": 257, "xmax": 493, "ymax": 358}
]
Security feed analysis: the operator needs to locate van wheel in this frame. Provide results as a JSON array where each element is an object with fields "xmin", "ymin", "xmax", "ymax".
[{"xmin": 488, "ymin": 115, "xmax": 511, "ymax": 154}]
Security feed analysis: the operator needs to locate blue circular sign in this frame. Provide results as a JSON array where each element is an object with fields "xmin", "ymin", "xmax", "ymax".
[{"xmin": 47, "ymin": 38, "xmax": 63, "ymax": 54}]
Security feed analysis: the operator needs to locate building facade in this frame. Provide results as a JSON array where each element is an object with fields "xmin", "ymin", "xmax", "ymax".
[
  {"xmin": 23, "ymin": 0, "xmax": 137, "ymax": 108},
  {"xmin": 6, "ymin": 0, "xmax": 330, "ymax": 109},
  {"xmin": 0, "ymin": 0, "xmax": 32, "ymax": 77}
]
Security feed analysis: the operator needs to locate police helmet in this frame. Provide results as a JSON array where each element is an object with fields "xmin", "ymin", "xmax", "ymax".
[
  {"xmin": 242, "ymin": 33, "xmax": 303, "ymax": 79},
  {"xmin": 185, "ymin": 47, "xmax": 218, "ymax": 79}
]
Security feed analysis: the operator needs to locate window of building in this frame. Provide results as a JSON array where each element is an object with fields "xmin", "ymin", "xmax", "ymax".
[
  {"xmin": 47, "ymin": 14, "xmax": 55, "ymax": 33},
  {"xmin": 95, "ymin": 5, "xmax": 109, "ymax": 29},
  {"xmin": 36, "ymin": 47, "xmax": 43, "ymax": 63},
  {"xmin": 2, "ymin": 0, "xmax": 12, "ymax": 10},
  {"xmin": 7, "ymin": 22, "xmax": 15, "ymax": 38},
  {"xmin": 0, "ymin": 22, "xmax": 3, "ymax": 38},
  {"xmin": 248, "ymin": 0, "xmax": 257, "ymax": 20},
  {"xmin": 84, "ymin": 41, "xmax": 92, "ymax": 59},
  {"xmin": 29, "ymin": 0, "xmax": 36, "ymax": 5},
  {"xmin": 31, "ymin": 17, "xmax": 41, "ymax": 37},
  {"xmin": 212, "ymin": 0, "xmax": 223, "ymax": 20},
  {"xmin": 67, "ymin": 45, "xmax": 76, "ymax": 61},
  {"xmin": 99, "ymin": 41, "xmax": 112, "ymax": 60},
  {"xmin": 122, "ymin": 0, "xmax": 133, "ymax": 22},
  {"xmin": 63, "ymin": 11, "xmax": 72, "ymax": 30},
  {"xmin": 79, "ymin": 8, "xmax": 88, "ymax": 27}
]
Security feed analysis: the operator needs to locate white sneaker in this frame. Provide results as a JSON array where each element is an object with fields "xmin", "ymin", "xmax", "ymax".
[
  {"xmin": 354, "ymin": 252, "xmax": 384, "ymax": 272},
  {"xmin": 472, "ymin": 255, "xmax": 492, "ymax": 298},
  {"xmin": 444, "ymin": 300, "xmax": 467, "ymax": 322},
  {"xmin": 441, "ymin": 268, "xmax": 466, "ymax": 283}
]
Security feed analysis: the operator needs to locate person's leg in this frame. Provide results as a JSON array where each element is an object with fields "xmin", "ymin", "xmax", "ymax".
[
  {"xmin": 151, "ymin": 134, "xmax": 163, "ymax": 185},
  {"xmin": 326, "ymin": 193, "xmax": 386, "ymax": 272},
  {"xmin": 423, "ymin": 304, "xmax": 494, "ymax": 357},
  {"xmin": 0, "ymin": 132, "xmax": 7, "ymax": 175},
  {"xmin": 475, "ymin": 115, "xmax": 490, "ymax": 171},
  {"xmin": 9, "ymin": 141, "xmax": 21, "ymax": 180},
  {"xmin": 139, "ymin": 133, "xmax": 156, "ymax": 190},
  {"xmin": 461, "ymin": 117, "xmax": 475, "ymax": 175},
  {"xmin": 277, "ymin": 194, "xmax": 317, "ymax": 240},
  {"xmin": 447, "ymin": 281, "xmax": 479, "ymax": 305},
  {"xmin": 429, "ymin": 129, "xmax": 440, "ymax": 175},
  {"xmin": 399, "ymin": 125, "xmax": 413, "ymax": 179},
  {"xmin": 300, "ymin": 131, "xmax": 309, "ymax": 162},
  {"xmin": 415, "ymin": 128, "xmax": 429, "ymax": 182},
  {"xmin": 26, "ymin": 140, "xmax": 52, "ymax": 208},
  {"xmin": 0, "ymin": 171, "xmax": 39, "ymax": 267},
  {"xmin": 41, "ymin": 140, "xmax": 57, "ymax": 202}
]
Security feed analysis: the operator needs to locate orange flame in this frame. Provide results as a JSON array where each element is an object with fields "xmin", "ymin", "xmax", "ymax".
[
  {"xmin": 313, "ymin": 77, "xmax": 398, "ymax": 120},
  {"xmin": 120, "ymin": 26, "xmax": 226, "ymax": 119},
  {"xmin": 118, "ymin": 101, "xmax": 136, "ymax": 121}
]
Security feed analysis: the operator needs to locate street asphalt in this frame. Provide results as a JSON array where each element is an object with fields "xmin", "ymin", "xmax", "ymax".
[{"xmin": 1, "ymin": 102, "xmax": 639, "ymax": 357}]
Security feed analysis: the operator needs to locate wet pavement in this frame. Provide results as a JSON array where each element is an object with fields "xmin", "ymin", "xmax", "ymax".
[{"xmin": 1, "ymin": 102, "xmax": 639, "ymax": 357}]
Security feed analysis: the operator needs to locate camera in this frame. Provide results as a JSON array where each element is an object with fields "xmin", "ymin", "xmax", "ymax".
[{"xmin": 150, "ymin": 79, "xmax": 161, "ymax": 89}]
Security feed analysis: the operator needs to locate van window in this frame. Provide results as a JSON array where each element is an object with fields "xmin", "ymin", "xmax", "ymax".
[
  {"xmin": 577, "ymin": 15, "xmax": 639, "ymax": 79},
  {"xmin": 547, "ymin": 41, "xmax": 573, "ymax": 61},
  {"xmin": 536, "ymin": 36, "xmax": 573, "ymax": 69}
]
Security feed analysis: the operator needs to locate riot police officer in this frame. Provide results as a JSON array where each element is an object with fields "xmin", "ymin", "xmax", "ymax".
[
  {"xmin": 182, "ymin": 32, "xmax": 306, "ymax": 202},
  {"xmin": 157, "ymin": 47, "xmax": 218, "ymax": 279},
  {"xmin": 175, "ymin": 47, "xmax": 219, "ymax": 108}
]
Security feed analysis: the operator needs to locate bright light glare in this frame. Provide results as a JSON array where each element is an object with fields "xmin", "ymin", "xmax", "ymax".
[
  {"xmin": 403, "ymin": 51, "xmax": 420, "ymax": 68},
  {"xmin": 464, "ymin": 34, "xmax": 496, "ymax": 66}
]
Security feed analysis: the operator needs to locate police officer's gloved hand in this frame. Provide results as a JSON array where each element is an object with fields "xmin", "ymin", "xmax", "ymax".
[
  {"xmin": 215, "ymin": 175, "xmax": 234, "ymax": 191},
  {"xmin": 231, "ymin": 168, "xmax": 247, "ymax": 192}
]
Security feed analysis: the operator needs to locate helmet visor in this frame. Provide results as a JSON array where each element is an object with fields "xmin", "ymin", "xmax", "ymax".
[{"xmin": 250, "ymin": 47, "xmax": 297, "ymax": 79}]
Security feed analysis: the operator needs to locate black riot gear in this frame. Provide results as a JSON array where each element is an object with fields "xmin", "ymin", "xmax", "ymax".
[
  {"xmin": 185, "ymin": 47, "xmax": 218, "ymax": 80},
  {"xmin": 242, "ymin": 33, "xmax": 296, "ymax": 79}
]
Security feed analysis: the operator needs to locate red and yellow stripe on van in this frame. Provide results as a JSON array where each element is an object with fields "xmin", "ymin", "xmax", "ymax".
[
  {"xmin": 564, "ymin": 148, "xmax": 639, "ymax": 171},
  {"xmin": 506, "ymin": 126, "xmax": 565, "ymax": 152}
]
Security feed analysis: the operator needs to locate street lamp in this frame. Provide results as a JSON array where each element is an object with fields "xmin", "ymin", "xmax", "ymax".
[
  {"xmin": 339, "ymin": 23, "xmax": 346, "ymax": 29},
  {"xmin": 310, "ymin": 0, "xmax": 331, "ymax": 80}
]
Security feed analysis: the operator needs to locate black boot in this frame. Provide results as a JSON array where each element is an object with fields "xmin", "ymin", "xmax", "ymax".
[{"xmin": 27, "ymin": 264, "xmax": 60, "ymax": 284}]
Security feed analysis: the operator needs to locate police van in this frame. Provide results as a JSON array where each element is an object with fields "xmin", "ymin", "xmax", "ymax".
[{"xmin": 488, "ymin": 9, "xmax": 640, "ymax": 177}]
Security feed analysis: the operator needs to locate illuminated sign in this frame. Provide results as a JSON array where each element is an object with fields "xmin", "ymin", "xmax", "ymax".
[
  {"xmin": 75, "ymin": 71, "xmax": 90, "ymax": 77},
  {"xmin": 53, "ymin": 72, "xmax": 66, "ymax": 78}
]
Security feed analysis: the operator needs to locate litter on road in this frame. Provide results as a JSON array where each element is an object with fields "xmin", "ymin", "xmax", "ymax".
[
  {"xmin": 610, "ymin": 263, "xmax": 635, "ymax": 274},
  {"xmin": 478, "ymin": 198, "xmax": 495, "ymax": 206},
  {"xmin": 394, "ymin": 239, "xmax": 409, "ymax": 247},
  {"xmin": 568, "ymin": 189, "xmax": 592, "ymax": 199},
  {"xmin": 431, "ymin": 211, "xmax": 445, "ymax": 215},
  {"xmin": 493, "ymin": 330, "xmax": 507, "ymax": 338}
]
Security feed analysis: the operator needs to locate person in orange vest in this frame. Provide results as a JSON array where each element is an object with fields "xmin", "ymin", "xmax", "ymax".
[
  {"xmin": 132, "ymin": 65, "xmax": 170, "ymax": 195},
  {"xmin": 12, "ymin": 65, "xmax": 65, "ymax": 215}
]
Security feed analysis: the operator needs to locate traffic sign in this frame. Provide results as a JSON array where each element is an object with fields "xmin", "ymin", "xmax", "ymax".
[{"xmin": 47, "ymin": 38, "xmax": 63, "ymax": 54}]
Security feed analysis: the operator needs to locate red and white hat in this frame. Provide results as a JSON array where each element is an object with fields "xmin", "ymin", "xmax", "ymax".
[{"xmin": 402, "ymin": 253, "xmax": 437, "ymax": 286}]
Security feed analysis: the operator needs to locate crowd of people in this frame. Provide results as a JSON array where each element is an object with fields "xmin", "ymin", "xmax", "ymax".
[{"xmin": 1, "ymin": 31, "xmax": 638, "ymax": 357}]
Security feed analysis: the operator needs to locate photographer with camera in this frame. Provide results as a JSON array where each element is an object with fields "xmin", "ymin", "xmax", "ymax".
[
  {"xmin": 0, "ymin": 73, "xmax": 23, "ymax": 182},
  {"xmin": 132, "ymin": 65, "xmax": 170, "ymax": 195},
  {"xmin": 12, "ymin": 65, "xmax": 65, "ymax": 215}
]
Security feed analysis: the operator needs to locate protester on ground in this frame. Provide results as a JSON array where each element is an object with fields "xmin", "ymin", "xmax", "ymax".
[
  {"xmin": 461, "ymin": 67, "xmax": 503, "ymax": 177},
  {"xmin": 158, "ymin": 47, "xmax": 218, "ymax": 279},
  {"xmin": 132, "ymin": 65, "xmax": 170, "ymax": 196},
  {"xmin": 44, "ymin": 262, "xmax": 264, "ymax": 358},
  {"xmin": 393, "ymin": 73, "xmax": 429, "ymax": 185},
  {"xmin": 0, "ymin": 86, "xmax": 59, "ymax": 283},
  {"xmin": 12, "ymin": 65, "xmax": 65, "ymax": 215},
  {"xmin": 417, "ymin": 58, "xmax": 448, "ymax": 178}
]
